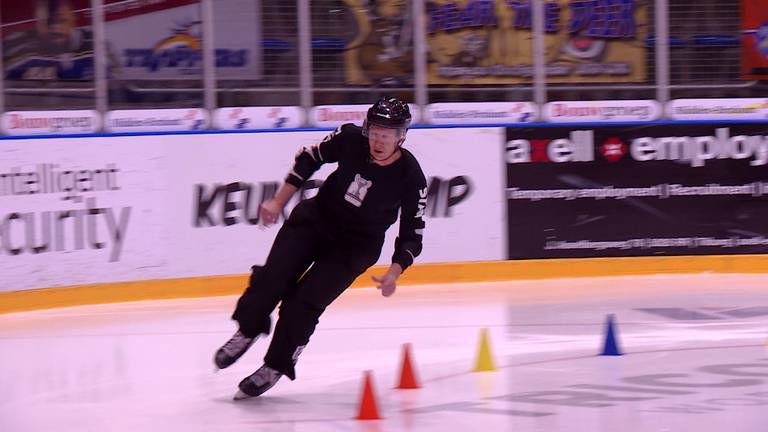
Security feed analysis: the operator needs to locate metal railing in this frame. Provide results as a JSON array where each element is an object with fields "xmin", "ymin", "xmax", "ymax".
[{"xmin": 0, "ymin": 0, "xmax": 762, "ymax": 119}]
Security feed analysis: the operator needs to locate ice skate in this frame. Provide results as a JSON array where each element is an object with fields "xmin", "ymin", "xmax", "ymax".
[
  {"xmin": 233, "ymin": 364, "xmax": 283, "ymax": 400},
  {"xmin": 214, "ymin": 330, "xmax": 256, "ymax": 369}
]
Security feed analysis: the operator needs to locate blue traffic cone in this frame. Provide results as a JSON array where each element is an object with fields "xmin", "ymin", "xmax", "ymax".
[{"xmin": 600, "ymin": 314, "xmax": 623, "ymax": 356}]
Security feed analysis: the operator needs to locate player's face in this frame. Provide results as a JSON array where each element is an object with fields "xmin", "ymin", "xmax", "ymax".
[{"xmin": 367, "ymin": 124, "xmax": 402, "ymax": 160}]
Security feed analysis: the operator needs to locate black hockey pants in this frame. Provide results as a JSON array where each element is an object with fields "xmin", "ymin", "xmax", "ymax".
[{"xmin": 232, "ymin": 199, "xmax": 383, "ymax": 380}]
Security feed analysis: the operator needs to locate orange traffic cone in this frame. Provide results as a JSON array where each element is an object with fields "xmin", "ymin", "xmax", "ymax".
[
  {"xmin": 396, "ymin": 343, "xmax": 421, "ymax": 389},
  {"xmin": 355, "ymin": 370, "xmax": 382, "ymax": 420}
]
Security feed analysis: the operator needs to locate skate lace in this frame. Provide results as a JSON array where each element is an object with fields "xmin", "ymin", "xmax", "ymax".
[
  {"xmin": 222, "ymin": 331, "xmax": 253, "ymax": 356},
  {"xmin": 251, "ymin": 366, "xmax": 281, "ymax": 386}
]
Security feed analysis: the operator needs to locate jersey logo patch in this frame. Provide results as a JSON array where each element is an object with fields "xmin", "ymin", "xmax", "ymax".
[{"xmin": 344, "ymin": 174, "xmax": 372, "ymax": 207}]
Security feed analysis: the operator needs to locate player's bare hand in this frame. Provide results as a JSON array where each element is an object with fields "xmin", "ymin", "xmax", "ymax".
[
  {"xmin": 259, "ymin": 199, "xmax": 282, "ymax": 226},
  {"xmin": 372, "ymin": 274, "xmax": 397, "ymax": 297},
  {"xmin": 372, "ymin": 263, "xmax": 403, "ymax": 297}
]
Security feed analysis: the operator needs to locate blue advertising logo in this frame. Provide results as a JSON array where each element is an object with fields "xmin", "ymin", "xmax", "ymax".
[{"xmin": 122, "ymin": 21, "xmax": 248, "ymax": 73}]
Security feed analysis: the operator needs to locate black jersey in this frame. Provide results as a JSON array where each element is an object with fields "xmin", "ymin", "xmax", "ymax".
[{"xmin": 285, "ymin": 123, "xmax": 427, "ymax": 270}]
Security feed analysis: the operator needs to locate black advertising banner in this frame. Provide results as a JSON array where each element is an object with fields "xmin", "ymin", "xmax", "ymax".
[{"xmin": 505, "ymin": 123, "xmax": 768, "ymax": 259}]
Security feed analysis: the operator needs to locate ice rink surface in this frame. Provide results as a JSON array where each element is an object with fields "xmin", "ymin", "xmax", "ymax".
[{"xmin": 2, "ymin": 273, "xmax": 767, "ymax": 431}]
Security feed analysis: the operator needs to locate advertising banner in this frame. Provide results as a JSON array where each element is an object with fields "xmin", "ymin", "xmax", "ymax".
[
  {"xmin": 1, "ymin": 127, "xmax": 505, "ymax": 291},
  {"xmin": 385, "ymin": 127, "xmax": 506, "ymax": 265},
  {"xmin": 0, "ymin": 135, "xmax": 169, "ymax": 291},
  {"xmin": 544, "ymin": 100, "xmax": 661, "ymax": 122},
  {"xmin": 343, "ymin": 0, "xmax": 648, "ymax": 86},
  {"xmin": 425, "ymin": 101, "xmax": 537, "ymax": 124},
  {"xmin": 1, "ymin": 110, "xmax": 101, "ymax": 135},
  {"xmin": 169, "ymin": 127, "xmax": 506, "ymax": 277},
  {"xmin": 2, "ymin": 0, "xmax": 261, "ymax": 81},
  {"xmin": 105, "ymin": 108, "xmax": 208, "ymax": 132},
  {"xmin": 214, "ymin": 106, "xmax": 304, "ymax": 130},
  {"xmin": 164, "ymin": 131, "xmax": 326, "ymax": 278},
  {"xmin": 505, "ymin": 123, "xmax": 768, "ymax": 259},
  {"xmin": 741, "ymin": 0, "xmax": 768, "ymax": 80},
  {"xmin": 667, "ymin": 98, "xmax": 768, "ymax": 121},
  {"xmin": 310, "ymin": 104, "xmax": 421, "ymax": 128},
  {"xmin": 106, "ymin": 0, "xmax": 262, "ymax": 80}
]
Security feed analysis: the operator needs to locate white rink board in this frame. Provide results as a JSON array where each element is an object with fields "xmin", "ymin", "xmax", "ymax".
[
  {"xmin": 380, "ymin": 127, "xmax": 506, "ymax": 268},
  {"xmin": 167, "ymin": 127, "xmax": 506, "ymax": 277},
  {"xmin": 164, "ymin": 131, "xmax": 335, "ymax": 278},
  {"xmin": 0, "ymin": 136, "xmax": 169, "ymax": 291},
  {"xmin": 0, "ymin": 128, "xmax": 505, "ymax": 291}
]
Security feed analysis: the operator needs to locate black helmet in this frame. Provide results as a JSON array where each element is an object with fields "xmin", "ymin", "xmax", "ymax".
[{"xmin": 365, "ymin": 97, "xmax": 412, "ymax": 130}]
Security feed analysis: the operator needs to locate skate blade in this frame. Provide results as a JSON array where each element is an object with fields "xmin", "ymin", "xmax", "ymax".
[{"xmin": 233, "ymin": 390, "xmax": 254, "ymax": 401}]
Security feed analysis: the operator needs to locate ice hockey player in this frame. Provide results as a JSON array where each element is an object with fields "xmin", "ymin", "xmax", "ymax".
[{"xmin": 213, "ymin": 96, "xmax": 427, "ymax": 400}]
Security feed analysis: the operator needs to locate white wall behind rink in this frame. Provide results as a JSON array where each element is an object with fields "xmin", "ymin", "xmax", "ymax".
[{"xmin": 0, "ymin": 128, "xmax": 506, "ymax": 292}]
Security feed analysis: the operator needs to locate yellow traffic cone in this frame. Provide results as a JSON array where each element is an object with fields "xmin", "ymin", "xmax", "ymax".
[{"xmin": 473, "ymin": 328, "xmax": 497, "ymax": 372}]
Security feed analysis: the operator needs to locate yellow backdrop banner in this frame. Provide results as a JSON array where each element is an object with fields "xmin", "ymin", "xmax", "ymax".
[{"xmin": 344, "ymin": 0, "xmax": 648, "ymax": 85}]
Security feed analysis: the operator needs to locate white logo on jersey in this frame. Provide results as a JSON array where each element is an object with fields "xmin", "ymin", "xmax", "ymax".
[
  {"xmin": 321, "ymin": 125, "xmax": 342, "ymax": 143},
  {"xmin": 344, "ymin": 174, "xmax": 373, "ymax": 207},
  {"xmin": 415, "ymin": 187, "xmax": 427, "ymax": 219}
]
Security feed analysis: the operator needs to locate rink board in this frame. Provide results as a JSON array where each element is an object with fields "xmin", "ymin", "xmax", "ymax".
[
  {"xmin": 0, "ymin": 129, "xmax": 505, "ymax": 292},
  {"xmin": 2, "ymin": 123, "xmax": 768, "ymax": 313}
]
